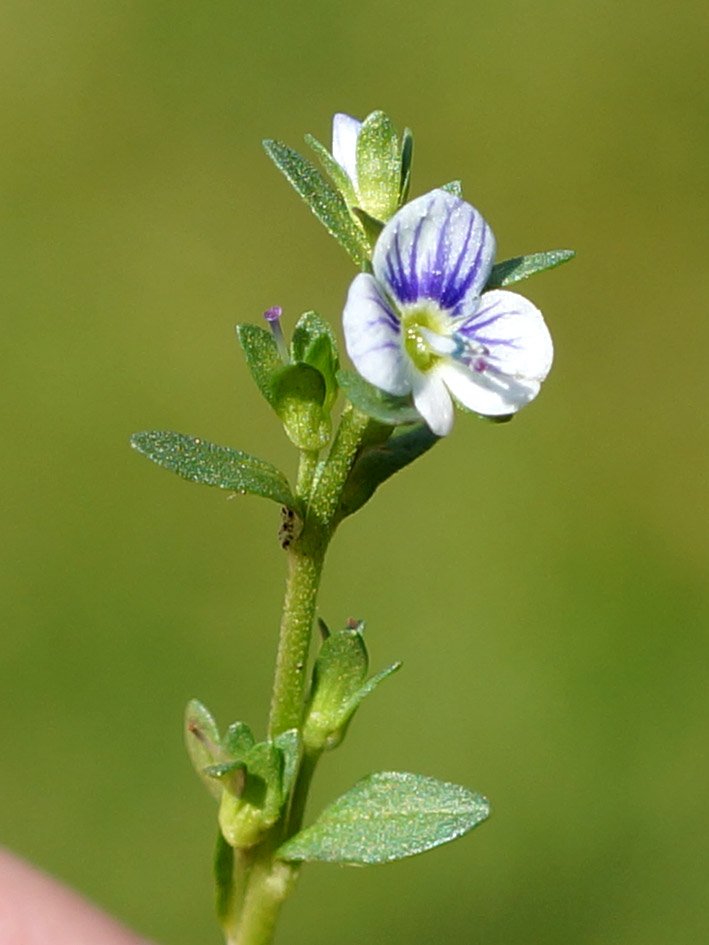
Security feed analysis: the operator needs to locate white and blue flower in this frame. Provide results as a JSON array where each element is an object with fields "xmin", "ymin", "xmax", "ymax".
[{"xmin": 342, "ymin": 189, "xmax": 554, "ymax": 436}]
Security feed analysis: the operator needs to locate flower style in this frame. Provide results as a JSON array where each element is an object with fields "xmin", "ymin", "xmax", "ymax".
[{"xmin": 342, "ymin": 189, "xmax": 554, "ymax": 436}]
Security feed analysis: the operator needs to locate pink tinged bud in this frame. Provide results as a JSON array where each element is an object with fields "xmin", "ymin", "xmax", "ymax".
[{"xmin": 263, "ymin": 305, "xmax": 290, "ymax": 363}]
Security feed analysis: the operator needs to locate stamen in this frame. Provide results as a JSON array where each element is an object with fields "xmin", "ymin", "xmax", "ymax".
[{"xmin": 263, "ymin": 305, "xmax": 290, "ymax": 363}]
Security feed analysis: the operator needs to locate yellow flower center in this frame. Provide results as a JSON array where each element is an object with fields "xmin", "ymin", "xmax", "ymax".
[{"xmin": 402, "ymin": 307, "xmax": 449, "ymax": 373}]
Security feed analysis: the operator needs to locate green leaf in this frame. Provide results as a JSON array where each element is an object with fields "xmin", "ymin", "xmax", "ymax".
[
  {"xmin": 271, "ymin": 363, "xmax": 331, "ymax": 450},
  {"xmin": 337, "ymin": 369, "xmax": 420, "ymax": 426},
  {"xmin": 486, "ymin": 249, "xmax": 575, "ymax": 288},
  {"xmin": 399, "ymin": 127, "xmax": 413, "ymax": 203},
  {"xmin": 305, "ymin": 134, "xmax": 356, "ymax": 205},
  {"xmin": 185, "ymin": 699, "xmax": 223, "ymax": 799},
  {"xmin": 356, "ymin": 111, "xmax": 401, "ymax": 222},
  {"xmin": 338, "ymin": 423, "xmax": 440, "ymax": 519},
  {"xmin": 130, "ymin": 431, "xmax": 296, "ymax": 507},
  {"xmin": 236, "ymin": 324, "xmax": 282, "ymax": 407},
  {"xmin": 277, "ymin": 771, "xmax": 490, "ymax": 865},
  {"xmin": 263, "ymin": 139, "xmax": 367, "ymax": 266},
  {"xmin": 440, "ymin": 180, "xmax": 463, "ymax": 198}
]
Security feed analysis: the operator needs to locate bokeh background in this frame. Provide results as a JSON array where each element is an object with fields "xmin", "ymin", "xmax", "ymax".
[{"xmin": 2, "ymin": 1, "xmax": 708, "ymax": 943}]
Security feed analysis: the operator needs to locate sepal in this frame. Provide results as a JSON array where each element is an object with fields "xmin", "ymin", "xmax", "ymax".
[
  {"xmin": 262, "ymin": 138, "xmax": 368, "ymax": 266},
  {"xmin": 486, "ymin": 249, "xmax": 575, "ymax": 288},
  {"xmin": 303, "ymin": 620, "xmax": 401, "ymax": 752},
  {"xmin": 184, "ymin": 699, "xmax": 223, "ymax": 800},
  {"xmin": 355, "ymin": 111, "xmax": 402, "ymax": 223},
  {"xmin": 440, "ymin": 180, "xmax": 463, "ymax": 197},
  {"xmin": 236, "ymin": 324, "xmax": 282, "ymax": 408}
]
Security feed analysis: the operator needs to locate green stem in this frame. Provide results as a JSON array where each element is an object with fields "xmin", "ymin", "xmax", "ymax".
[
  {"xmin": 267, "ymin": 406, "xmax": 378, "ymax": 739},
  {"xmin": 226, "ymin": 405, "xmax": 379, "ymax": 945},
  {"xmin": 267, "ymin": 541, "xmax": 326, "ymax": 738},
  {"xmin": 223, "ymin": 849, "xmax": 298, "ymax": 945},
  {"xmin": 295, "ymin": 448, "xmax": 319, "ymax": 501}
]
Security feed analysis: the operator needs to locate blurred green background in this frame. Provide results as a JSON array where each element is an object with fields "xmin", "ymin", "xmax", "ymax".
[{"xmin": 2, "ymin": 0, "xmax": 708, "ymax": 943}]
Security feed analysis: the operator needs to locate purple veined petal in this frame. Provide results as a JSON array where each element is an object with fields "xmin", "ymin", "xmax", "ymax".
[
  {"xmin": 372, "ymin": 189, "xmax": 496, "ymax": 317},
  {"xmin": 457, "ymin": 289, "xmax": 553, "ymax": 382},
  {"xmin": 411, "ymin": 369, "xmax": 454, "ymax": 436},
  {"xmin": 342, "ymin": 273, "xmax": 413, "ymax": 396},
  {"xmin": 438, "ymin": 358, "xmax": 542, "ymax": 416},
  {"xmin": 332, "ymin": 113, "xmax": 362, "ymax": 187}
]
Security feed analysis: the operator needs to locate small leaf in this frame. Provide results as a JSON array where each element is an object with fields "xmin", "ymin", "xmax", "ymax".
[
  {"xmin": 185, "ymin": 699, "xmax": 223, "ymax": 799},
  {"xmin": 236, "ymin": 324, "xmax": 282, "ymax": 407},
  {"xmin": 271, "ymin": 363, "xmax": 331, "ymax": 450},
  {"xmin": 130, "ymin": 431, "xmax": 296, "ymax": 507},
  {"xmin": 263, "ymin": 139, "xmax": 367, "ymax": 266},
  {"xmin": 338, "ymin": 423, "xmax": 440, "ymax": 519},
  {"xmin": 486, "ymin": 249, "xmax": 575, "ymax": 288},
  {"xmin": 440, "ymin": 180, "xmax": 463, "ymax": 198},
  {"xmin": 305, "ymin": 134, "xmax": 356, "ymax": 204},
  {"xmin": 337, "ymin": 369, "xmax": 420, "ymax": 426},
  {"xmin": 278, "ymin": 771, "xmax": 490, "ymax": 865},
  {"xmin": 399, "ymin": 127, "xmax": 413, "ymax": 203},
  {"xmin": 356, "ymin": 111, "xmax": 401, "ymax": 222}
]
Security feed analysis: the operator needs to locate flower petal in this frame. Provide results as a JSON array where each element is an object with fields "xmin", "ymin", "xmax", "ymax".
[
  {"xmin": 372, "ymin": 189, "xmax": 496, "ymax": 317},
  {"xmin": 342, "ymin": 273, "xmax": 412, "ymax": 396},
  {"xmin": 457, "ymin": 289, "xmax": 553, "ymax": 382},
  {"xmin": 332, "ymin": 113, "xmax": 362, "ymax": 187},
  {"xmin": 438, "ymin": 359, "xmax": 541, "ymax": 416},
  {"xmin": 412, "ymin": 369, "xmax": 454, "ymax": 436}
]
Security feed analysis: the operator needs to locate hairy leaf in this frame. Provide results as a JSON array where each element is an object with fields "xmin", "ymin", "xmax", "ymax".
[
  {"xmin": 130, "ymin": 431, "xmax": 295, "ymax": 507},
  {"xmin": 278, "ymin": 771, "xmax": 490, "ymax": 865}
]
